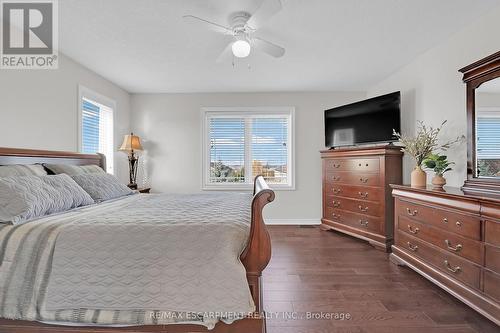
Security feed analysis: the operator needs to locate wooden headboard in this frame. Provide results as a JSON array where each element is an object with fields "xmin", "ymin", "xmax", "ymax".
[{"xmin": 0, "ymin": 147, "xmax": 106, "ymax": 169}]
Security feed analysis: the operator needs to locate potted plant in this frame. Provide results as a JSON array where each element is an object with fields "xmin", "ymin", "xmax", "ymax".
[
  {"xmin": 423, "ymin": 154, "xmax": 454, "ymax": 188},
  {"xmin": 393, "ymin": 121, "xmax": 462, "ymax": 188}
]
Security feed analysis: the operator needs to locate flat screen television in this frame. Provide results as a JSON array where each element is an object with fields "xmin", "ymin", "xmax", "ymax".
[{"xmin": 324, "ymin": 92, "xmax": 401, "ymax": 148}]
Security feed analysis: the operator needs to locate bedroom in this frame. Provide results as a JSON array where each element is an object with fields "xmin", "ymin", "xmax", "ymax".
[{"xmin": 0, "ymin": 0, "xmax": 499, "ymax": 332}]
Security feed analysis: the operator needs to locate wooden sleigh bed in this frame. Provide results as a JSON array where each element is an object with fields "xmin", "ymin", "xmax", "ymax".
[{"xmin": 0, "ymin": 147, "xmax": 275, "ymax": 333}]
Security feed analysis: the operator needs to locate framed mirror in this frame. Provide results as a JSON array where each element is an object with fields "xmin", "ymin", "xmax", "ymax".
[{"xmin": 460, "ymin": 51, "xmax": 500, "ymax": 196}]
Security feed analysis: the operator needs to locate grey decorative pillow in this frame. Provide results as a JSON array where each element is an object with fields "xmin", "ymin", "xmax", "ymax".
[
  {"xmin": 43, "ymin": 164, "xmax": 105, "ymax": 176},
  {"xmin": 0, "ymin": 174, "xmax": 94, "ymax": 225},
  {"xmin": 0, "ymin": 164, "xmax": 47, "ymax": 177},
  {"xmin": 71, "ymin": 173, "xmax": 134, "ymax": 202}
]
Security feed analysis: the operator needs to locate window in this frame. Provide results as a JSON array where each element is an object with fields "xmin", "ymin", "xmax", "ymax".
[
  {"xmin": 202, "ymin": 107, "xmax": 294, "ymax": 190},
  {"xmin": 476, "ymin": 108, "xmax": 500, "ymax": 177},
  {"xmin": 78, "ymin": 86, "xmax": 115, "ymax": 173}
]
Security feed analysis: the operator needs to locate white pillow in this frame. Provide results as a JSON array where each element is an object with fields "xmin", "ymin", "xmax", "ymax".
[
  {"xmin": 0, "ymin": 174, "xmax": 94, "ymax": 225},
  {"xmin": 0, "ymin": 164, "xmax": 47, "ymax": 177},
  {"xmin": 43, "ymin": 164, "xmax": 105, "ymax": 176},
  {"xmin": 71, "ymin": 173, "xmax": 134, "ymax": 202}
]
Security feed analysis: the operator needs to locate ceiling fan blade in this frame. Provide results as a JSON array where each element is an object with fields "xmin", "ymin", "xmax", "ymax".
[
  {"xmin": 252, "ymin": 37, "xmax": 285, "ymax": 58},
  {"xmin": 246, "ymin": 0, "xmax": 283, "ymax": 30},
  {"xmin": 216, "ymin": 41, "xmax": 234, "ymax": 64},
  {"xmin": 182, "ymin": 15, "xmax": 232, "ymax": 35}
]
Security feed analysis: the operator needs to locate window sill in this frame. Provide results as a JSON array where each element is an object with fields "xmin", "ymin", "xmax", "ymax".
[{"xmin": 202, "ymin": 184, "xmax": 295, "ymax": 191}]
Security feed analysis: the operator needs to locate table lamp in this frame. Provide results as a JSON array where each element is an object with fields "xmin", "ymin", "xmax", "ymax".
[{"xmin": 119, "ymin": 132, "xmax": 143, "ymax": 189}]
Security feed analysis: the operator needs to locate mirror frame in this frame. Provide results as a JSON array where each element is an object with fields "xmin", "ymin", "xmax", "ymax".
[{"xmin": 459, "ymin": 51, "xmax": 500, "ymax": 196}]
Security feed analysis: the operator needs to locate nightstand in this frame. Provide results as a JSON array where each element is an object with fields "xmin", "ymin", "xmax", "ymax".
[{"xmin": 137, "ymin": 187, "xmax": 151, "ymax": 194}]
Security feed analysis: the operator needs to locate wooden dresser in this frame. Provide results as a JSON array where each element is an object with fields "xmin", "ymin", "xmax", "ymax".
[
  {"xmin": 321, "ymin": 145, "xmax": 403, "ymax": 251},
  {"xmin": 391, "ymin": 185, "xmax": 500, "ymax": 325}
]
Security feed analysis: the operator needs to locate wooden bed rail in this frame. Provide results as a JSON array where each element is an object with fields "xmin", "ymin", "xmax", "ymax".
[{"xmin": 241, "ymin": 176, "xmax": 275, "ymax": 314}]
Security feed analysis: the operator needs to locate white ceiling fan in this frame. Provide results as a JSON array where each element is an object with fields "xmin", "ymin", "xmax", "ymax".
[{"xmin": 183, "ymin": 0, "xmax": 285, "ymax": 62}]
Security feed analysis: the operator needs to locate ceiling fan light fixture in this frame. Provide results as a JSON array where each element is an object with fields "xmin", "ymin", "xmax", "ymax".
[{"xmin": 231, "ymin": 39, "xmax": 251, "ymax": 58}]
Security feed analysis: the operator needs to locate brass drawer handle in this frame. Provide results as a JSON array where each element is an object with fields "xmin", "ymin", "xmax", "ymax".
[
  {"xmin": 445, "ymin": 239, "xmax": 463, "ymax": 252},
  {"xmin": 358, "ymin": 192, "xmax": 368, "ymax": 199},
  {"xmin": 332, "ymin": 176, "xmax": 341, "ymax": 181},
  {"xmin": 359, "ymin": 220, "xmax": 369, "ymax": 227},
  {"xmin": 333, "ymin": 163, "xmax": 341, "ymax": 168},
  {"xmin": 407, "ymin": 225, "xmax": 419, "ymax": 234},
  {"xmin": 332, "ymin": 188, "xmax": 341, "ymax": 194},
  {"xmin": 332, "ymin": 213, "xmax": 341, "ymax": 220},
  {"xmin": 332, "ymin": 201, "xmax": 340, "ymax": 207},
  {"xmin": 443, "ymin": 218, "xmax": 462, "ymax": 227},
  {"xmin": 444, "ymin": 260, "xmax": 461, "ymax": 273},
  {"xmin": 359, "ymin": 177, "xmax": 368, "ymax": 183},
  {"xmin": 406, "ymin": 208, "xmax": 418, "ymax": 216},
  {"xmin": 407, "ymin": 242, "xmax": 418, "ymax": 252},
  {"xmin": 358, "ymin": 205, "xmax": 369, "ymax": 212}
]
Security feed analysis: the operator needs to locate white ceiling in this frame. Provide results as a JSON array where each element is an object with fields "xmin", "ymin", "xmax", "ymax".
[{"xmin": 59, "ymin": 0, "xmax": 500, "ymax": 93}]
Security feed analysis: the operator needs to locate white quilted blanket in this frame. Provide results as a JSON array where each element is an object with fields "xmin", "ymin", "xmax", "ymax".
[{"xmin": 0, "ymin": 193, "xmax": 254, "ymax": 329}]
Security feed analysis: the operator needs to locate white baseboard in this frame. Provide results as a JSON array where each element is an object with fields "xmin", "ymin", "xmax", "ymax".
[{"xmin": 265, "ymin": 218, "xmax": 321, "ymax": 225}]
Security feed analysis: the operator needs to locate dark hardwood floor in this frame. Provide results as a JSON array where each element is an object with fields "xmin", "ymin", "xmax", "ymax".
[{"xmin": 263, "ymin": 226, "xmax": 499, "ymax": 333}]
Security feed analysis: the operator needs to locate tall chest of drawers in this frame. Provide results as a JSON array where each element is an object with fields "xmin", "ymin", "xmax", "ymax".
[
  {"xmin": 391, "ymin": 185, "xmax": 500, "ymax": 325},
  {"xmin": 320, "ymin": 145, "xmax": 403, "ymax": 251}
]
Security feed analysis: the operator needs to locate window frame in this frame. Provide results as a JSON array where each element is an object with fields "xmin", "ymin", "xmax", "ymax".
[
  {"xmin": 77, "ymin": 85, "xmax": 116, "ymax": 173},
  {"xmin": 201, "ymin": 107, "xmax": 295, "ymax": 191}
]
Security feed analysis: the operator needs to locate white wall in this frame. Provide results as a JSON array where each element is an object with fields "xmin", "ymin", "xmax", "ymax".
[
  {"xmin": 0, "ymin": 54, "xmax": 131, "ymax": 181},
  {"xmin": 367, "ymin": 6, "xmax": 500, "ymax": 187},
  {"xmin": 477, "ymin": 92, "xmax": 500, "ymax": 108},
  {"xmin": 131, "ymin": 92, "xmax": 365, "ymax": 222}
]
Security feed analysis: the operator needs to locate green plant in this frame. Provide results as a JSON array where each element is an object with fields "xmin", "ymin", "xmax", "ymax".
[
  {"xmin": 423, "ymin": 154, "xmax": 454, "ymax": 176},
  {"xmin": 393, "ymin": 120, "xmax": 464, "ymax": 167}
]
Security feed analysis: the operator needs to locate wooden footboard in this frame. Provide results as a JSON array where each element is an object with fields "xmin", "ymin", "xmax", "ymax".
[
  {"xmin": 241, "ymin": 175, "xmax": 275, "ymax": 314},
  {"xmin": 0, "ymin": 148, "xmax": 275, "ymax": 333}
]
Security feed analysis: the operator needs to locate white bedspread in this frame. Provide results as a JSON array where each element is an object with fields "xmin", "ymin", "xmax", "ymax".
[{"xmin": 0, "ymin": 193, "xmax": 254, "ymax": 329}]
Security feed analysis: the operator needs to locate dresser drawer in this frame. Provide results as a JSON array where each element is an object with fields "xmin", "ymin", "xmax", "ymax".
[
  {"xmin": 396, "ymin": 199, "xmax": 481, "ymax": 240},
  {"xmin": 396, "ymin": 231, "xmax": 481, "ymax": 289},
  {"xmin": 483, "ymin": 270, "xmax": 500, "ymax": 302},
  {"xmin": 324, "ymin": 184, "xmax": 382, "ymax": 202},
  {"xmin": 485, "ymin": 244, "xmax": 500, "ymax": 273},
  {"xmin": 399, "ymin": 217, "xmax": 482, "ymax": 264},
  {"xmin": 485, "ymin": 220, "xmax": 500, "ymax": 246},
  {"xmin": 326, "ymin": 195, "xmax": 381, "ymax": 217},
  {"xmin": 325, "ymin": 171, "xmax": 381, "ymax": 187},
  {"xmin": 325, "ymin": 207, "xmax": 381, "ymax": 234},
  {"xmin": 324, "ymin": 158, "xmax": 380, "ymax": 173}
]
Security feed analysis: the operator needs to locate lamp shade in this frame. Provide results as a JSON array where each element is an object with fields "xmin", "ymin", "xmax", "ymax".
[{"xmin": 119, "ymin": 133, "xmax": 143, "ymax": 152}]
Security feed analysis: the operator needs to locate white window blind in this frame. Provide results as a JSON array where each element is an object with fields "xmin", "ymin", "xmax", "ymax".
[
  {"xmin": 477, "ymin": 115, "xmax": 500, "ymax": 159},
  {"xmin": 251, "ymin": 118, "xmax": 288, "ymax": 184},
  {"xmin": 79, "ymin": 94, "xmax": 114, "ymax": 174},
  {"xmin": 203, "ymin": 108, "xmax": 294, "ymax": 190},
  {"xmin": 476, "ymin": 109, "xmax": 500, "ymax": 178},
  {"xmin": 209, "ymin": 118, "xmax": 245, "ymax": 183}
]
